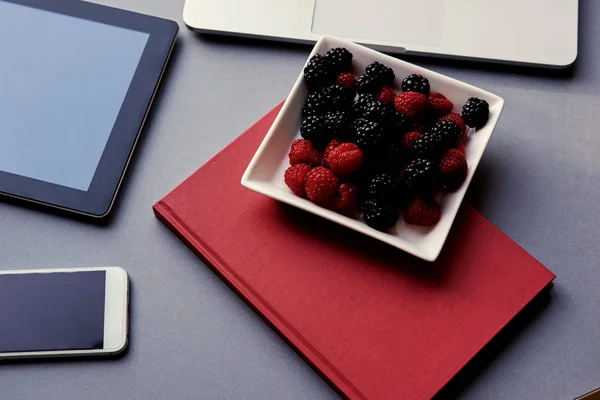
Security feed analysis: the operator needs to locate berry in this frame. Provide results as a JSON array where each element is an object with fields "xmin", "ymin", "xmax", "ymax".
[
  {"xmin": 462, "ymin": 97, "xmax": 489, "ymax": 129},
  {"xmin": 369, "ymin": 173, "xmax": 400, "ymax": 204},
  {"xmin": 401, "ymin": 74, "xmax": 430, "ymax": 96},
  {"xmin": 394, "ymin": 92, "xmax": 428, "ymax": 119},
  {"xmin": 362, "ymin": 199, "xmax": 399, "ymax": 230},
  {"xmin": 355, "ymin": 119, "xmax": 385, "ymax": 153},
  {"xmin": 365, "ymin": 61, "xmax": 395, "ymax": 86},
  {"xmin": 324, "ymin": 111, "xmax": 353, "ymax": 141},
  {"xmin": 284, "ymin": 163, "xmax": 313, "ymax": 197},
  {"xmin": 385, "ymin": 111, "xmax": 411, "ymax": 135},
  {"xmin": 412, "ymin": 122, "xmax": 428, "ymax": 133},
  {"xmin": 356, "ymin": 74, "xmax": 382, "ymax": 94},
  {"xmin": 321, "ymin": 84, "xmax": 353, "ymax": 111},
  {"xmin": 336, "ymin": 72, "xmax": 356, "ymax": 90},
  {"xmin": 358, "ymin": 96, "xmax": 394, "ymax": 123},
  {"xmin": 404, "ymin": 198, "xmax": 441, "ymax": 226},
  {"xmin": 325, "ymin": 47, "xmax": 353, "ymax": 73},
  {"xmin": 374, "ymin": 142, "xmax": 404, "ymax": 172},
  {"xmin": 335, "ymin": 183, "xmax": 359, "ymax": 213},
  {"xmin": 305, "ymin": 166, "xmax": 339, "ymax": 203},
  {"xmin": 440, "ymin": 149, "xmax": 468, "ymax": 191},
  {"xmin": 429, "ymin": 92, "xmax": 454, "ymax": 116},
  {"xmin": 402, "ymin": 131, "xmax": 421, "ymax": 151},
  {"xmin": 300, "ymin": 115, "xmax": 329, "ymax": 146},
  {"xmin": 455, "ymin": 143, "xmax": 466, "ymax": 156},
  {"xmin": 304, "ymin": 54, "xmax": 333, "ymax": 91},
  {"xmin": 289, "ymin": 139, "xmax": 321, "ymax": 166},
  {"xmin": 328, "ymin": 143, "xmax": 364, "ymax": 178},
  {"xmin": 432, "ymin": 120, "xmax": 462, "ymax": 147},
  {"xmin": 412, "ymin": 128, "xmax": 446, "ymax": 158},
  {"xmin": 439, "ymin": 112, "xmax": 467, "ymax": 139},
  {"xmin": 402, "ymin": 158, "xmax": 438, "ymax": 193},
  {"xmin": 302, "ymin": 92, "xmax": 328, "ymax": 116},
  {"xmin": 377, "ymin": 86, "xmax": 396, "ymax": 105},
  {"xmin": 323, "ymin": 139, "xmax": 342, "ymax": 167},
  {"xmin": 353, "ymin": 93, "xmax": 377, "ymax": 115}
]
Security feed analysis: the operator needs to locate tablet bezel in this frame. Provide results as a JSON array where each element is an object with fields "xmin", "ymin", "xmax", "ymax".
[{"xmin": 0, "ymin": 0, "xmax": 178, "ymax": 217}]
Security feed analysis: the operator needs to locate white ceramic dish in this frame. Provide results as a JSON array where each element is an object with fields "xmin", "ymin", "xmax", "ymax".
[{"xmin": 241, "ymin": 36, "xmax": 504, "ymax": 262}]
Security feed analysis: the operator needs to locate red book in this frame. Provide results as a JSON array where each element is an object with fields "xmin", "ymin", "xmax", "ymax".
[{"xmin": 153, "ymin": 104, "xmax": 555, "ymax": 400}]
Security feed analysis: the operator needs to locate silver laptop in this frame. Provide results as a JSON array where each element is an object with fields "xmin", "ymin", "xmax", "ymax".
[{"xmin": 183, "ymin": 0, "xmax": 578, "ymax": 68}]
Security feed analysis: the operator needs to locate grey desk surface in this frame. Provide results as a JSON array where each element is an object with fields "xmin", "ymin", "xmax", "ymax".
[{"xmin": 1, "ymin": 1, "xmax": 598, "ymax": 399}]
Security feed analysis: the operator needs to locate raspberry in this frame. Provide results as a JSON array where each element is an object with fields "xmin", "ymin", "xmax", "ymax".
[
  {"xmin": 462, "ymin": 97, "xmax": 489, "ymax": 129},
  {"xmin": 328, "ymin": 143, "xmax": 364, "ymax": 178},
  {"xmin": 362, "ymin": 199, "xmax": 399, "ymax": 230},
  {"xmin": 401, "ymin": 74, "xmax": 430, "ymax": 96},
  {"xmin": 304, "ymin": 54, "xmax": 333, "ymax": 91},
  {"xmin": 455, "ymin": 143, "xmax": 466, "ymax": 156},
  {"xmin": 377, "ymin": 86, "xmax": 396, "ymax": 105},
  {"xmin": 439, "ymin": 112, "xmax": 467, "ymax": 141},
  {"xmin": 394, "ymin": 92, "xmax": 428, "ymax": 119},
  {"xmin": 402, "ymin": 131, "xmax": 421, "ymax": 150},
  {"xmin": 284, "ymin": 163, "xmax": 313, "ymax": 197},
  {"xmin": 335, "ymin": 183, "xmax": 359, "ymax": 213},
  {"xmin": 440, "ymin": 149, "xmax": 468, "ymax": 192},
  {"xmin": 289, "ymin": 139, "xmax": 321, "ymax": 166},
  {"xmin": 305, "ymin": 166, "xmax": 339, "ymax": 203},
  {"xmin": 325, "ymin": 47, "xmax": 353, "ymax": 73},
  {"xmin": 429, "ymin": 92, "xmax": 454, "ymax": 116},
  {"xmin": 404, "ymin": 198, "xmax": 441, "ymax": 226},
  {"xmin": 365, "ymin": 62, "xmax": 395, "ymax": 86},
  {"xmin": 323, "ymin": 139, "xmax": 342, "ymax": 167},
  {"xmin": 336, "ymin": 72, "xmax": 356, "ymax": 90}
]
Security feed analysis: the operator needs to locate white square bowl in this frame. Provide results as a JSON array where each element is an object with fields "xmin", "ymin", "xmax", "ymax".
[{"xmin": 241, "ymin": 36, "xmax": 504, "ymax": 262}]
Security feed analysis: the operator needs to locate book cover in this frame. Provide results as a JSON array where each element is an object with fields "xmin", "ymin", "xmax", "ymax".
[{"xmin": 153, "ymin": 104, "xmax": 555, "ymax": 400}]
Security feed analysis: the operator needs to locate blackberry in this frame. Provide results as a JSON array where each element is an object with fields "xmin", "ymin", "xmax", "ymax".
[
  {"xmin": 302, "ymin": 92, "xmax": 329, "ymax": 116},
  {"xmin": 353, "ymin": 93, "xmax": 378, "ymax": 115},
  {"xmin": 401, "ymin": 74, "xmax": 430, "ymax": 96},
  {"xmin": 384, "ymin": 111, "xmax": 410, "ymax": 136},
  {"xmin": 462, "ymin": 97, "xmax": 489, "ymax": 129},
  {"xmin": 355, "ymin": 74, "xmax": 382, "ymax": 94},
  {"xmin": 355, "ymin": 119, "xmax": 386, "ymax": 153},
  {"xmin": 413, "ymin": 129, "xmax": 448, "ymax": 158},
  {"xmin": 362, "ymin": 199, "xmax": 399, "ymax": 230},
  {"xmin": 324, "ymin": 111, "xmax": 353, "ymax": 141},
  {"xmin": 300, "ymin": 115, "xmax": 330, "ymax": 147},
  {"xmin": 358, "ymin": 96, "xmax": 394, "ymax": 123},
  {"xmin": 303, "ymin": 54, "xmax": 333, "ymax": 91},
  {"xmin": 321, "ymin": 84, "xmax": 353, "ymax": 112},
  {"xmin": 372, "ymin": 142, "xmax": 404, "ymax": 173},
  {"xmin": 431, "ymin": 120, "xmax": 462, "ymax": 147},
  {"xmin": 402, "ymin": 158, "xmax": 437, "ymax": 194},
  {"xmin": 325, "ymin": 47, "xmax": 353, "ymax": 73},
  {"xmin": 369, "ymin": 173, "xmax": 400, "ymax": 204},
  {"xmin": 365, "ymin": 61, "xmax": 395, "ymax": 86}
]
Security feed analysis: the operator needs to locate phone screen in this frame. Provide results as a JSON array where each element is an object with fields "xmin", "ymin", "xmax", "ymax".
[{"xmin": 0, "ymin": 271, "xmax": 106, "ymax": 353}]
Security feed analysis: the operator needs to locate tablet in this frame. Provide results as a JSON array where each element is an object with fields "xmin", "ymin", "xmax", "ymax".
[{"xmin": 0, "ymin": 0, "xmax": 178, "ymax": 217}]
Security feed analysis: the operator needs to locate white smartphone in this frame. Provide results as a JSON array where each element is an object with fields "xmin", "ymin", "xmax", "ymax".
[{"xmin": 0, "ymin": 266, "xmax": 129, "ymax": 360}]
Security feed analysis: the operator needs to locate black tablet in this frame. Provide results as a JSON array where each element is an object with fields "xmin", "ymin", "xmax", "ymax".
[{"xmin": 0, "ymin": 0, "xmax": 178, "ymax": 217}]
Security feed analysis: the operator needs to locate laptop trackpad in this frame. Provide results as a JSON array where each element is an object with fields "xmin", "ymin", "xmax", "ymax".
[{"xmin": 312, "ymin": 0, "xmax": 444, "ymax": 47}]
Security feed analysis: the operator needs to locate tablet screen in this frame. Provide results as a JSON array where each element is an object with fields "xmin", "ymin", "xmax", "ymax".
[{"xmin": 0, "ymin": 1, "xmax": 149, "ymax": 191}]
